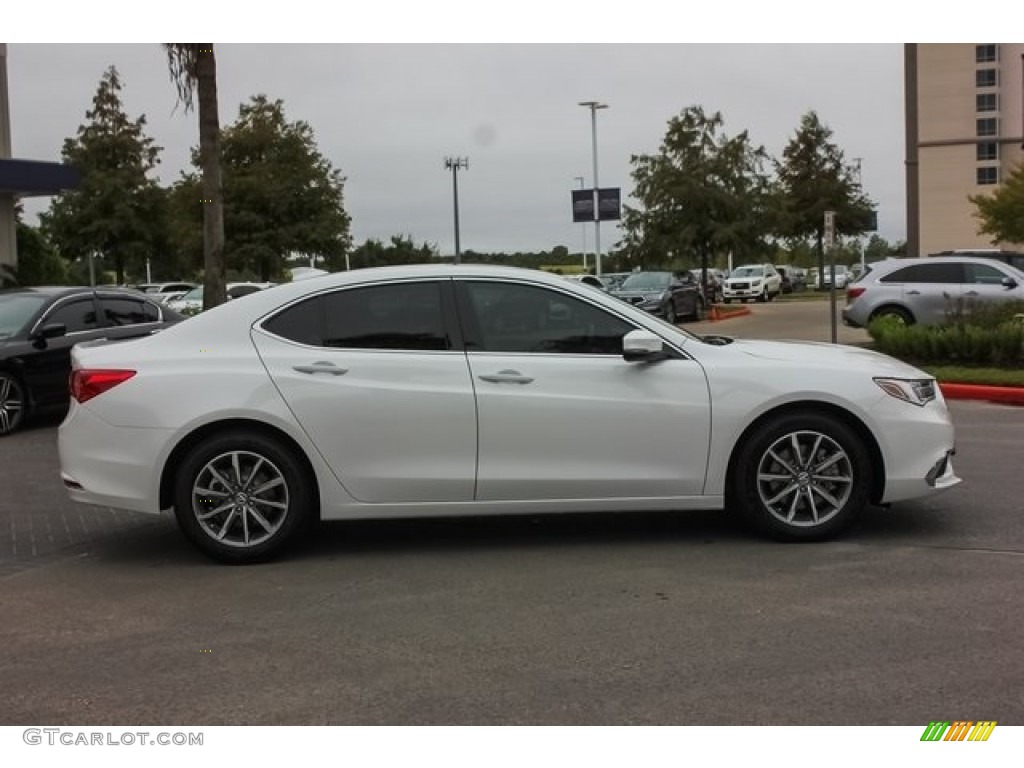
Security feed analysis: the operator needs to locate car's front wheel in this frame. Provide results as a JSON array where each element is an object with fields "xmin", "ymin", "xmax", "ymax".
[
  {"xmin": 729, "ymin": 412, "xmax": 872, "ymax": 541},
  {"xmin": 0, "ymin": 372, "xmax": 26, "ymax": 437},
  {"xmin": 665, "ymin": 302, "xmax": 677, "ymax": 325},
  {"xmin": 173, "ymin": 430, "xmax": 315, "ymax": 563}
]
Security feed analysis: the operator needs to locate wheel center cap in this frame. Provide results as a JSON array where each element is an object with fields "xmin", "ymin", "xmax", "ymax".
[
  {"xmin": 796, "ymin": 471, "xmax": 811, "ymax": 487},
  {"xmin": 234, "ymin": 492, "xmax": 248, "ymax": 505}
]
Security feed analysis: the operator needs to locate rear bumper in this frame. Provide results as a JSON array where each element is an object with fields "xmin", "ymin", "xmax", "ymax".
[{"xmin": 58, "ymin": 403, "xmax": 168, "ymax": 514}]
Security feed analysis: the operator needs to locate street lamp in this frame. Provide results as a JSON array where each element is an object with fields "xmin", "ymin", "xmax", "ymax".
[
  {"xmin": 574, "ymin": 176, "xmax": 587, "ymax": 271},
  {"xmin": 578, "ymin": 101, "xmax": 608, "ymax": 276},
  {"xmin": 444, "ymin": 156, "xmax": 469, "ymax": 264}
]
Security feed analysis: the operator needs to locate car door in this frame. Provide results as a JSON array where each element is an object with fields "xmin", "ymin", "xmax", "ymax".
[
  {"xmin": 878, "ymin": 262, "xmax": 964, "ymax": 325},
  {"xmin": 961, "ymin": 261, "xmax": 1024, "ymax": 309},
  {"xmin": 251, "ymin": 278, "xmax": 477, "ymax": 504},
  {"xmin": 21, "ymin": 294, "xmax": 106, "ymax": 408},
  {"xmin": 456, "ymin": 279, "xmax": 711, "ymax": 501}
]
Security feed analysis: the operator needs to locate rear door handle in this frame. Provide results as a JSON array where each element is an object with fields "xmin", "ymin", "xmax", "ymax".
[
  {"xmin": 906, "ymin": 290, "xmax": 921, "ymax": 295},
  {"xmin": 478, "ymin": 369, "xmax": 534, "ymax": 385},
  {"xmin": 293, "ymin": 361, "xmax": 348, "ymax": 376},
  {"xmin": 964, "ymin": 290, "xmax": 979, "ymax": 296}
]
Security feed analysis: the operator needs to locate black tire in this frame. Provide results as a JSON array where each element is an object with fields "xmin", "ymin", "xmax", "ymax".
[
  {"xmin": 728, "ymin": 412, "xmax": 872, "ymax": 541},
  {"xmin": 870, "ymin": 306, "xmax": 914, "ymax": 326},
  {"xmin": 0, "ymin": 372, "xmax": 27, "ymax": 437},
  {"xmin": 665, "ymin": 302, "xmax": 677, "ymax": 325},
  {"xmin": 723, "ymin": 298, "xmax": 732, "ymax": 305},
  {"xmin": 757, "ymin": 288, "xmax": 768, "ymax": 303},
  {"xmin": 173, "ymin": 430, "xmax": 315, "ymax": 563}
]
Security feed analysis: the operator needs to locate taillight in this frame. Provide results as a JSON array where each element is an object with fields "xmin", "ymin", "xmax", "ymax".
[
  {"xmin": 846, "ymin": 286, "xmax": 866, "ymax": 301},
  {"xmin": 70, "ymin": 369, "xmax": 136, "ymax": 404}
]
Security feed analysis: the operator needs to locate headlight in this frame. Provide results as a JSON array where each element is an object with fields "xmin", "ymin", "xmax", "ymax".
[{"xmin": 874, "ymin": 377, "xmax": 937, "ymax": 406}]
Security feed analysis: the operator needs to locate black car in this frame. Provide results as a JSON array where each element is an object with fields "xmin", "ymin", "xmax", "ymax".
[
  {"xmin": 610, "ymin": 271, "xmax": 705, "ymax": 324},
  {"xmin": 0, "ymin": 286, "xmax": 184, "ymax": 436}
]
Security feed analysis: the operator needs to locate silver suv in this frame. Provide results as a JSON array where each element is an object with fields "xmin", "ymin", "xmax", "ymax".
[{"xmin": 842, "ymin": 256, "xmax": 1024, "ymax": 327}]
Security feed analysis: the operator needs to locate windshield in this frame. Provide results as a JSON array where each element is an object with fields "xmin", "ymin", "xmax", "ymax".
[
  {"xmin": 619, "ymin": 272, "xmax": 671, "ymax": 291},
  {"xmin": 730, "ymin": 266, "xmax": 764, "ymax": 278},
  {"xmin": 0, "ymin": 293, "xmax": 49, "ymax": 340},
  {"xmin": 180, "ymin": 286, "xmax": 203, "ymax": 302}
]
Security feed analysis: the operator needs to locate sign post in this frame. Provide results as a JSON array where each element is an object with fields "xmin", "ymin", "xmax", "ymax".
[{"xmin": 824, "ymin": 210, "xmax": 837, "ymax": 344}]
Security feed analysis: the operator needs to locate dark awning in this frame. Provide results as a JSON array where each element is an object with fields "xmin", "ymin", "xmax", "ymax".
[{"xmin": 0, "ymin": 158, "xmax": 81, "ymax": 196}]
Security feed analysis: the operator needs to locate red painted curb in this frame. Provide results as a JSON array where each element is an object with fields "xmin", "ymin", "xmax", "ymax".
[
  {"xmin": 709, "ymin": 306, "xmax": 752, "ymax": 322},
  {"xmin": 939, "ymin": 382, "xmax": 1024, "ymax": 406}
]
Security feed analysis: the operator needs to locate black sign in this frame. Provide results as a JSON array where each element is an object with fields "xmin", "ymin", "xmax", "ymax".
[
  {"xmin": 571, "ymin": 187, "xmax": 621, "ymax": 223},
  {"xmin": 867, "ymin": 210, "xmax": 878, "ymax": 232}
]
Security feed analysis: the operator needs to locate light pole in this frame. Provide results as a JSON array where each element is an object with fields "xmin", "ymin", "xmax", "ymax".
[
  {"xmin": 444, "ymin": 156, "xmax": 468, "ymax": 264},
  {"xmin": 574, "ymin": 176, "xmax": 588, "ymax": 271},
  {"xmin": 578, "ymin": 101, "xmax": 607, "ymax": 276}
]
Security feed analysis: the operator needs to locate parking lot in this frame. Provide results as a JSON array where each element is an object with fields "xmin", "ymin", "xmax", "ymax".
[{"xmin": 1, "ymin": 300, "xmax": 1022, "ymax": 725}]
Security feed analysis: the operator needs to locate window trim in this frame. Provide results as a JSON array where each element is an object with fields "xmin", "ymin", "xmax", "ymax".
[
  {"xmin": 975, "ymin": 68, "xmax": 998, "ymax": 88},
  {"xmin": 976, "ymin": 166, "xmax": 999, "ymax": 185},
  {"xmin": 976, "ymin": 117, "xmax": 998, "ymax": 137},
  {"xmin": 976, "ymin": 141, "xmax": 998, "ymax": 161},
  {"xmin": 976, "ymin": 92, "xmax": 998, "ymax": 112},
  {"xmin": 31, "ymin": 293, "xmax": 103, "ymax": 337},
  {"xmin": 976, "ymin": 44, "xmax": 997, "ymax": 63}
]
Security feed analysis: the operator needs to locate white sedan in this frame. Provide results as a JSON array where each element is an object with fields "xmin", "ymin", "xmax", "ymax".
[{"xmin": 58, "ymin": 265, "xmax": 960, "ymax": 563}]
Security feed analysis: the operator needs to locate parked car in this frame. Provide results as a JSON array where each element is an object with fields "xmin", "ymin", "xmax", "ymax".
[
  {"xmin": 820, "ymin": 264, "xmax": 851, "ymax": 290},
  {"xmin": 775, "ymin": 265, "xmax": 807, "ymax": 293},
  {"xmin": 599, "ymin": 272, "xmax": 631, "ymax": 292},
  {"xmin": 842, "ymin": 256, "xmax": 1024, "ymax": 327},
  {"xmin": 133, "ymin": 281, "xmax": 197, "ymax": 296},
  {"xmin": 0, "ymin": 286, "xmax": 183, "ymax": 436},
  {"xmin": 165, "ymin": 282, "xmax": 275, "ymax": 314},
  {"xmin": 58, "ymin": 264, "xmax": 960, "ymax": 563},
  {"xmin": 610, "ymin": 270, "xmax": 705, "ymax": 323},
  {"xmin": 688, "ymin": 268, "xmax": 724, "ymax": 304},
  {"xmin": 723, "ymin": 264, "xmax": 782, "ymax": 303}
]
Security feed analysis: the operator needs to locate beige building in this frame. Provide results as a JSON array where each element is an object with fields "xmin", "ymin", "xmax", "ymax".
[{"xmin": 905, "ymin": 43, "xmax": 1024, "ymax": 257}]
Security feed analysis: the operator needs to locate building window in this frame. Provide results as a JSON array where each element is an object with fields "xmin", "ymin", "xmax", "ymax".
[
  {"xmin": 977, "ymin": 142, "xmax": 998, "ymax": 161},
  {"xmin": 976, "ymin": 92, "xmax": 998, "ymax": 112},
  {"xmin": 977, "ymin": 167, "xmax": 999, "ymax": 185},
  {"xmin": 976, "ymin": 68, "xmax": 998, "ymax": 87},
  {"xmin": 976, "ymin": 44, "xmax": 998, "ymax": 63},
  {"xmin": 977, "ymin": 118, "xmax": 998, "ymax": 137}
]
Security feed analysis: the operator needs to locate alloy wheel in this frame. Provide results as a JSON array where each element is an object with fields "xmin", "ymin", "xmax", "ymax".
[
  {"xmin": 0, "ymin": 374, "xmax": 25, "ymax": 436},
  {"xmin": 755, "ymin": 430, "xmax": 854, "ymax": 528},
  {"xmin": 191, "ymin": 450, "xmax": 291, "ymax": 548}
]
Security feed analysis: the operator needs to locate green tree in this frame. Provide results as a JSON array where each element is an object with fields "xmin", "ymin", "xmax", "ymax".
[
  {"xmin": 622, "ymin": 106, "xmax": 770, "ymax": 279},
  {"xmin": 170, "ymin": 96, "xmax": 351, "ymax": 280},
  {"xmin": 41, "ymin": 66, "xmax": 163, "ymax": 285},
  {"xmin": 349, "ymin": 235, "xmax": 437, "ymax": 270},
  {"xmin": 164, "ymin": 43, "xmax": 226, "ymax": 309},
  {"xmin": 863, "ymin": 234, "xmax": 892, "ymax": 263},
  {"xmin": 970, "ymin": 162, "xmax": 1024, "ymax": 245},
  {"xmin": 15, "ymin": 221, "xmax": 68, "ymax": 285},
  {"xmin": 772, "ymin": 111, "xmax": 876, "ymax": 279}
]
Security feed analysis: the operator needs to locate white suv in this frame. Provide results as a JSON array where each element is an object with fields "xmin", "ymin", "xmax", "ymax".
[{"xmin": 723, "ymin": 264, "xmax": 782, "ymax": 303}]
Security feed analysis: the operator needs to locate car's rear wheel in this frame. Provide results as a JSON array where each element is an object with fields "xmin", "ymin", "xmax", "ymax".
[
  {"xmin": 665, "ymin": 302, "xmax": 677, "ymax": 325},
  {"xmin": 729, "ymin": 412, "xmax": 872, "ymax": 541},
  {"xmin": 870, "ymin": 306, "xmax": 913, "ymax": 326},
  {"xmin": 173, "ymin": 431, "xmax": 314, "ymax": 563},
  {"xmin": 0, "ymin": 372, "xmax": 26, "ymax": 437}
]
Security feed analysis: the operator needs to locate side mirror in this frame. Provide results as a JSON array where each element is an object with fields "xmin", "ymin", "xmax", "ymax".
[
  {"xmin": 31, "ymin": 322, "xmax": 67, "ymax": 343},
  {"xmin": 1002, "ymin": 276, "xmax": 1018, "ymax": 289},
  {"xmin": 623, "ymin": 329, "xmax": 669, "ymax": 363}
]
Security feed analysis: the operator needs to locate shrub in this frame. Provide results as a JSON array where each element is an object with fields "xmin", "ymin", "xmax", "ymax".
[{"xmin": 868, "ymin": 315, "xmax": 1024, "ymax": 367}]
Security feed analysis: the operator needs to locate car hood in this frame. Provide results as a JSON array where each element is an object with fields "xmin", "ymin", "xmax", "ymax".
[
  {"xmin": 612, "ymin": 290, "xmax": 664, "ymax": 301},
  {"xmin": 729, "ymin": 338, "xmax": 929, "ymax": 378}
]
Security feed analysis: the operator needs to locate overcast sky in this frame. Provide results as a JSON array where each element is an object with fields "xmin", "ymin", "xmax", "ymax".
[{"xmin": 8, "ymin": 43, "xmax": 907, "ymax": 255}]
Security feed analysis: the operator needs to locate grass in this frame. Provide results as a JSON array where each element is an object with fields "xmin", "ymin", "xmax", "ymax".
[{"xmin": 918, "ymin": 365, "xmax": 1024, "ymax": 388}]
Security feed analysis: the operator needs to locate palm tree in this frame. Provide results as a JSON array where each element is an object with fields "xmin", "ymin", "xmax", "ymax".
[{"xmin": 163, "ymin": 44, "xmax": 226, "ymax": 310}]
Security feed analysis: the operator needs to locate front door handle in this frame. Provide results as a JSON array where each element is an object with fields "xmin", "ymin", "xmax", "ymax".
[
  {"xmin": 478, "ymin": 369, "xmax": 534, "ymax": 385},
  {"xmin": 964, "ymin": 290, "xmax": 979, "ymax": 296},
  {"xmin": 293, "ymin": 361, "xmax": 348, "ymax": 376},
  {"xmin": 905, "ymin": 290, "xmax": 921, "ymax": 295}
]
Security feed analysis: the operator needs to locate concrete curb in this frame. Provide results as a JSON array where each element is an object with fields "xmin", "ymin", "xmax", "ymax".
[{"xmin": 939, "ymin": 382, "xmax": 1024, "ymax": 406}]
